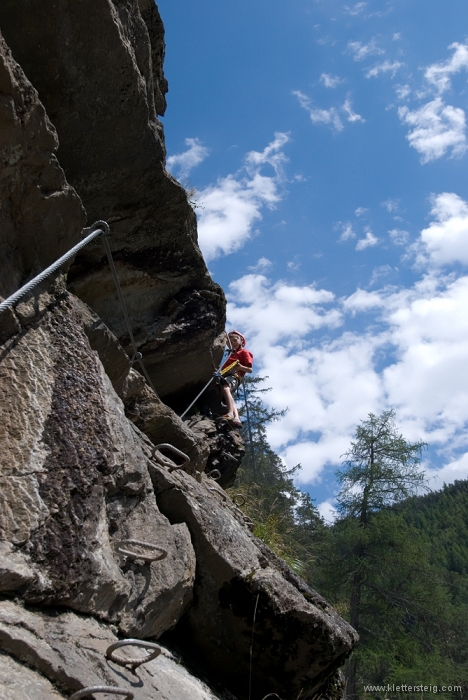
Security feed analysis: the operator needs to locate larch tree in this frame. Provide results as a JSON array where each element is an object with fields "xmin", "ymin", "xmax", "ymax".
[{"xmin": 335, "ymin": 410, "xmax": 428, "ymax": 700}]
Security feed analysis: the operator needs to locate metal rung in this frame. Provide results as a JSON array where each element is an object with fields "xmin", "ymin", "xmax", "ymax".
[
  {"xmin": 114, "ymin": 539, "xmax": 167, "ymax": 563},
  {"xmin": 209, "ymin": 469, "xmax": 221, "ymax": 481},
  {"xmin": 106, "ymin": 639, "xmax": 161, "ymax": 671},
  {"xmin": 233, "ymin": 494, "xmax": 246, "ymax": 507},
  {"xmin": 69, "ymin": 687, "xmax": 134, "ymax": 700},
  {"xmin": 209, "ymin": 487, "xmax": 227, "ymax": 501},
  {"xmin": 152, "ymin": 443, "xmax": 190, "ymax": 471},
  {"xmin": 244, "ymin": 517, "xmax": 255, "ymax": 531}
]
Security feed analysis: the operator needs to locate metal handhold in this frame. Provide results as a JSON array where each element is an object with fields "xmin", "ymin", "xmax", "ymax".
[
  {"xmin": 69, "ymin": 687, "xmax": 134, "ymax": 700},
  {"xmin": 233, "ymin": 494, "xmax": 246, "ymax": 507},
  {"xmin": 115, "ymin": 539, "xmax": 167, "ymax": 563},
  {"xmin": 152, "ymin": 443, "xmax": 190, "ymax": 471},
  {"xmin": 262, "ymin": 695, "xmax": 284, "ymax": 700},
  {"xmin": 244, "ymin": 517, "xmax": 255, "ymax": 531},
  {"xmin": 106, "ymin": 638, "xmax": 162, "ymax": 671},
  {"xmin": 209, "ymin": 469, "xmax": 221, "ymax": 480},
  {"xmin": 209, "ymin": 487, "xmax": 227, "ymax": 501}
]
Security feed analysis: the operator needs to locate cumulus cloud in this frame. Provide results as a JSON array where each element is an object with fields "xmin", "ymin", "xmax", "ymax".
[
  {"xmin": 356, "ymin": 230, "xmax": 379, "ymax": 250},
  {"xmin": 366, "ymin": 60, "xmax": 403, "ymax": 78},
  {"xmin": 416, "ymin": 192, "xmax": 468, "ymax": 266},
  {"xmin": 227, "ymin": 193, "xmax": 468, "ymax": 486},
  {"xmin": 196, "ymin": 133, "xmax": 290, "ymax": 261},
  {"xmin": 166, "ymin": 137, "xmax": 210, "ymax": 180},
  {"xmin": 398, "ymin": 97, "xmax": 467, "ymax": 162},
  {"xmin": 424, "ymin": 42, "xmax": 468, "ymax": 94},
  {"xmin": 355, "ymin": 207, "xmax": 369, "ymax": 217},
  {"xmin": 320, "ymin": 73, "xmax": 344, "ymax": 88},
  {"xmin": 293, "ymin": 91, "xmax": 364, "ymax": 131},
  {"xmin": 347, "ymin": 39, "xmax": 384, "ymax": 62}
]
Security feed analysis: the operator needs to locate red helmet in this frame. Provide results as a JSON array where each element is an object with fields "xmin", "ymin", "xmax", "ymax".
[{"xmin": 228, "ymin": 330, "xmax": 246, "ymax": 347}]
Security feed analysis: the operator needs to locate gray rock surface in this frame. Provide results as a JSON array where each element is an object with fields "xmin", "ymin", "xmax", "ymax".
[
  {"xmin": 0, "ymin": 30, "xmax": 85, "ymax": 304},
  {"xmin": 0, "ymin": 292, "xmax": 195, "ymax": 639},
  {"xmin": 150, "ymin": 463, "xmax": 358, "ymax": 700},
  {"xmin": 0, "ymin": 601, "xmax": 232, "ymax": 699},
  {"xmin": 0, "ymin": 0, "xmax": 226, "ymax": 402}
]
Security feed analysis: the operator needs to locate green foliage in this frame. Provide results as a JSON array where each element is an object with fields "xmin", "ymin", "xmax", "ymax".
[
  {"xmin": 230, "ymin": 389, "xmax": 468, "ymax": 700},
  {"xmin": 336, "ymin": 410, "xmax": 428, "ymax": 521},
  {"xmin": 227, "ymin": 375, "xmax": 324, "ymax": 580}
]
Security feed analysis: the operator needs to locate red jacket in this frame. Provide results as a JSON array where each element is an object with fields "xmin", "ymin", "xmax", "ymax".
[{"xmin": 222, "ymin": 349, "xmax": 253, "ymax": 378}]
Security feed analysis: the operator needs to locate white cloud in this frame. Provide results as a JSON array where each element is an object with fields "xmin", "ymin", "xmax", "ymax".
[
  {"xmin": 356, "ymin": 230, "xmax": 379, "ymax": 250},
  {"xmin": 366, "ymin": 60, "xmax": 403, "ymax": 78},
  {"xmin": 381, "ymin": 198, "xmax": 399, "ymax": 213},
  {"xmin": 316, "ymin": 500, "xmax": 338, "ymax": 523},
  {"xmin": 424, "ymin": 42, "xmax": 468, "ymax": 94},
  {"xmin": 196, "ymin": 133, "xmax": 290, "ymax": 261},
  {"xmin": 248, "ymin": 257, "xmax": 273, "ymax": 272},
  {"xmin": 389, "ymin": 228, "xmax": 409, "ymax": 246},
  {"xmin": 395, "ymin": 84, "xmax": 411, "ymax": 100},
  {"xmin": 166, "ymin": 137, "xmax": 210, "ymax": 180},
  {"xmin": 342, "ymin": 288, "xmax": 384, "ymax": 313},
  {"xmin": 294, "ymin": 91, "xmax": 364, "ymax": 130},
  {"xmin": 416, "ymin": 192, "xmax": 468, "ymax": 267},
  {"xmin": 343, "ymin": 2, "xmax": 367, "ymax": 16},
  {"xmin": 227, "ymin": 194, "xmax": 468, "ymax": 487},
  {"xmin": 355, "ymin": 207, "xmax": 369, "ymax": 217},
  {"xmin": 399, "ymin": 97, "xmax": 467, "ymax": 162},
  {"xmin": 427, "ymin": 452, "xmax": 468, "ymax": 491},
  {"xmin": 347, "ymin": 39, "xmax": 384, "ymax": 62},
  {"xmin": 338, "ymin": 222, "xmax": 356, "ymax": 241},
  {"xmin": 293, "ymin": 90, "xmax": 343, "ymax": 131},
  {"xmin": 320, "ymin": 73, "xmax": 343, "ymax": 88},
  {"xmin": 342, "ymin": 99, "xmax": 365, "ymax": 123}
]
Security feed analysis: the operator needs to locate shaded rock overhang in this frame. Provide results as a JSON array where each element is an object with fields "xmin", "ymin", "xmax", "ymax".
[{"xmin": 0, "ymin": 0, "xmax": 226, "ymax": 402}]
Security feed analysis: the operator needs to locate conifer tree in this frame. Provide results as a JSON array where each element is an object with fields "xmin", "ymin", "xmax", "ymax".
[{"xmin": 333, "ymin": 411, "xmax": 428, "ymax": 699}]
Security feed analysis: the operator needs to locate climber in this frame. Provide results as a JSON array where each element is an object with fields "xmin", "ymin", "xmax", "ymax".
[{"xmin": 219, "ymin": 330, "xmax": 253, "ymax": 427}]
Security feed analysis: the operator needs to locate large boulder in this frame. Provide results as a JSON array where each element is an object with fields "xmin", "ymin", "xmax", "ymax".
[
  {"xmin": 0, "ymin": 0, "xmax": 226, "ymax": 401},
  {"xmin": 0, "ymin": 601, "xmax": 232, "ymax": 699},
  {"xmin": 0, "ymin": 291, "xmax": 196, "ymax": 639},
  {"xmin": 150, "ymin": 462, "xmax": 359, "ymax": 700}
]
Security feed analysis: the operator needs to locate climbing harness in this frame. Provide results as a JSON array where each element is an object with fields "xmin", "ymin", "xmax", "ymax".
[
  {"xmin": 151, "ymin": 443, "xmax": 190, "ymax": 472},
  {"xmin": 69, "ymin": 688, "xmax": 133, "ymax": 700},
  {"xmin": 0, "ymin": 220, "xmax": 158, "ymax": 397},
  {"xmin": 106, "ymin": 639, "xmax": 161, "ymax": 671},
  {"xmin": 180, "ymin": 332, "xmax": 242, "ymax": 419},
  {"xmin": 114, "ymin": 539, "xmax": 167, "ymax": 563}
]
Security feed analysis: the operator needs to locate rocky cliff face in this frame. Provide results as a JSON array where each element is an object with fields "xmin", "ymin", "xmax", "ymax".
[{"xmin": 0, "ymin": 3, "xmax": 358, "ymax": 699}]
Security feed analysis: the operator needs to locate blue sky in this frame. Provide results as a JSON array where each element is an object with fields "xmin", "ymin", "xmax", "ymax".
[{"xmin": 157, "ymin": 0, "xmax": 468, "ymax": 519}]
